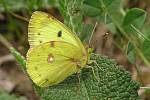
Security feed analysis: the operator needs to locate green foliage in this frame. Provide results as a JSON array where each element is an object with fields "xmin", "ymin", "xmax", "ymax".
[
  {"xmin": 0, "ymin": 0, "xmax": 55, "ymax": 12},
  {"xmin": 83, "ymin": 0, "xmax": 102, "ymax": 17},
  {"xmin": 126, "ymin": 42, "xmax": 136, "ymax": 64},
  {"xmin": 122, "ymin": 8, "xmax": 146, "ymax": 34},
  {"xmin": 36, "ymin": 54, "xmax": 140, "ymax": 100},
  {"xmin": 0, "ymin": 90, "xmax": 27, "ymax": 100},
  {"xmin": 79, "ymin": 24, "xmax": 94, "ymax": 42},
  {"xmin": 122, "ymin": 8, "xmax": 146, "ymax": 47},
  {"xmin": 58, "ymin": 0, "xmax": 84, "ymax": 34},
  {"xmin": 142, "ymin": 38, "xmax": 150, "ymax": 60},
  {"xmin": 83, "ymin": 0, "xmax": 150, "ymax": 68}
]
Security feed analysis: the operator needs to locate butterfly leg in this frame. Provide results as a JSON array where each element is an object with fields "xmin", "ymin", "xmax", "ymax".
[
  {"xmin": 88, "ymin": 59, "xmax": 101, "ymax": 69},
  {"xmin": 75, "ymin": 63, "xmax": 82, "ymax": 85},
  {"xmin": 76, "ymin": 71, "xmax": 82, "ymax": 94},
  {"xmin": 85, "ymin": 66, "xmax": 99, "ymax": 82},
  {"xmin": 77, "ymin": 72, "xmax": 81, "ymax": 85},
  {"xmin": 86, "ymin": 60, "xmax": 100, "ymax": 81}
]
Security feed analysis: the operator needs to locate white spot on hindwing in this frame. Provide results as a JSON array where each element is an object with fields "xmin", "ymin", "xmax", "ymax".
[{"xmin": 47, "ymin": 54, "xmax": 54, "ymax": 63}]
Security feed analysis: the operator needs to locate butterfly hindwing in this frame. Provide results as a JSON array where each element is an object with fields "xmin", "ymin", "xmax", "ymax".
[{"xmin": 26, "ymin": 41, "xmax": 87, "ymax": 87}]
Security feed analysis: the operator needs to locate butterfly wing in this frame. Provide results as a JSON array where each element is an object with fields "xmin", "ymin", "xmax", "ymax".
[
  {"xmin": 26, "ymin": 41, "xmax": 87, "ymax": 87},
  {"xmin": 28, "ymin": 11, "xmax": 84, "ymax": 50}
]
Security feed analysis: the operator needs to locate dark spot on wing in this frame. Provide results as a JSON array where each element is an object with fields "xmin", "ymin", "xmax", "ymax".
[
  {"xmin": 50, "ymin": 41, "xmax": 55, "ymax": 47},
  {"xmin": 38, "ymin": 74, "xmax": 41, "ymax": 77},
  {"xmin": 39, "ymin": 40, "xmax": 42, "ymax": 43},
  {"xmin": 45, "ymin": 79, "xmax": 49, "ymax": 82},
  {"xmin": 57, "ymin": 31, "xmax": 62, "ymax": 37},
  {"xmin": 38, "ymin": 33, "xmax": 40, "ymax": 35},
  {"xmin": 37, "ymin": 54, "xmax": 40, "ymax": 56},
  {"xmin": 35, "ymin": 67, "xmax": 38, "ymax": 70},
  {"xmin": 77, "ymin": 64, "xmax": 82, "ymax": 69}
]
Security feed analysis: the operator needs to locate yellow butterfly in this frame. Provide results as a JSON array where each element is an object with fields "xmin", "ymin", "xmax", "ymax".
[{"xmin": 26, "ymin": 11, "xmax": 90, "ymax": 87}]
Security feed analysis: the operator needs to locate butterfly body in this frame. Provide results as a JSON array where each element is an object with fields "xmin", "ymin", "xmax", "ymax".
[{"xmin": 26, "ymin": 11, "xmax": 89, "ymax": 87}]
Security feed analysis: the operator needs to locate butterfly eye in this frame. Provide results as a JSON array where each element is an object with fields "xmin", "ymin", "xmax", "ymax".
[{"xmin": 47, "ymin": 54, "xmax": 54, "ymax": 63}]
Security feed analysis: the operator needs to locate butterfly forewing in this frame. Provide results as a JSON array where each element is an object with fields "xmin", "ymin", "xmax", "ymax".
[{"xmin": 28, "ymin": 11, "xmax": 84, "ymax": 50}]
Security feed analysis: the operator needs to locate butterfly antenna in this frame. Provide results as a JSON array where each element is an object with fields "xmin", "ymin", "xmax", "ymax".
[{"xmin": 88, "ymin": 22, "xmax": 98, "ymax": 46}]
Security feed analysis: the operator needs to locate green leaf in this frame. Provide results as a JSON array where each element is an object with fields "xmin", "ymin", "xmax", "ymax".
[
  {"xmin": 79, "ymin": 24, "xmax": 94, "ymax": 42},
  {"xmin": 142, "ymin": 38, "xmax": 150, "ymax": 60},
  {"xmin": 100, "ymin": 0, "xmax": 124, "ymax": 25},
  {"xmin": 126, "ymin": 42, "xmax": 136, "ymax": 64},
  {"xmin": 83, "ymin": 0, "xmax": 100, "ymax": 9},
  {"xmin": 83, "ymin": 0, "xmax": 101, "ymax": 17},
  {"xmin": 122, "ymin": 8, "xmax": 146, "ymax": 34},
  {"xmin": 83, "ymin": 0, "xmax": 124, "ymax": 31},
  {"xmin": 89, "ymin": 0, "xmax": 150, "ymax": 68},
  {"xmin": 10, "ymin": 47, "xmax": 26, "ymax": 70},
  {"xmin": 35, "ymin": 54, "xmax": 140, "ymax": 100},
  {"xmin": 58, "ymin": 0, "xmax": 84, "ymax": 34}
]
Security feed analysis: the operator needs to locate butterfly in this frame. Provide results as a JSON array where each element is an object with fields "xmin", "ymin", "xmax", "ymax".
[{"xmin": 26, "ymin": 11, "xmax": 90, "ymax": 87}]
